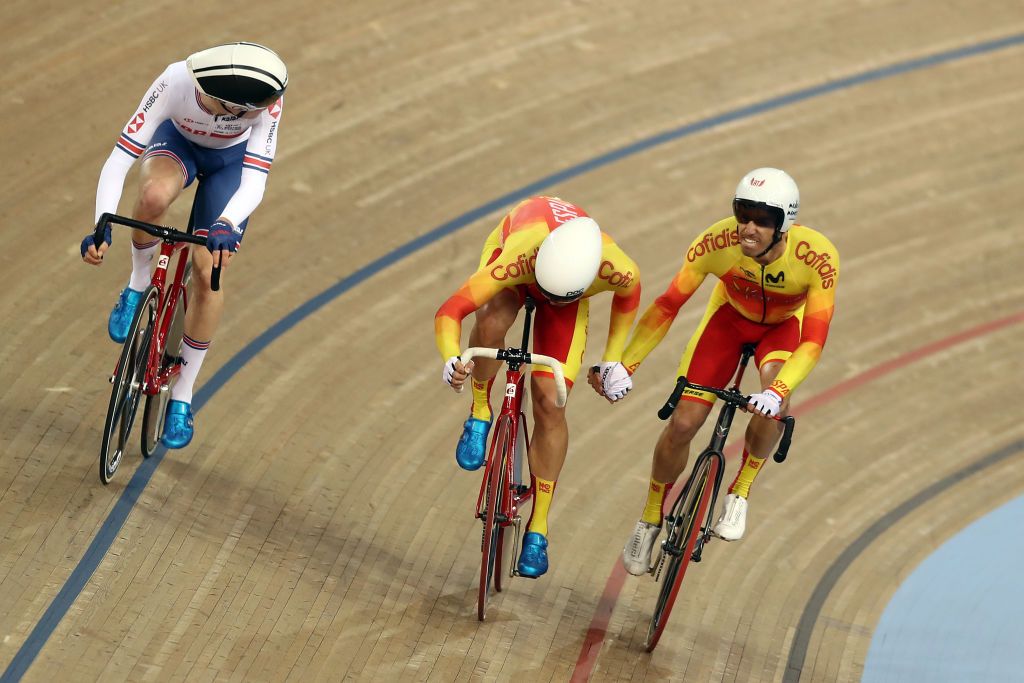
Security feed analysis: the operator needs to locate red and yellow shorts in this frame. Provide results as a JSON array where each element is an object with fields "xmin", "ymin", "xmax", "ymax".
[
  {"xmin": 677, "ymin": 299, "xmax": 800, "ymax": 405},
  {"xmin": 479, "ymin": 232, "xmax": 588, "ymax": 387}
]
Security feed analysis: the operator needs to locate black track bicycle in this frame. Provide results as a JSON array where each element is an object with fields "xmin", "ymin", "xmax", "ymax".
[{"xmin": 644, "ymin": 343, "xmax": 796, "ymax": 651}]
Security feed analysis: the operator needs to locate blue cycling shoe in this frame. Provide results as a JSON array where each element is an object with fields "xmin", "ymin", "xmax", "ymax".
[
  {"xmin": 456, "ymin": 417, "xmax": 491, "ymax": 471},
  {"xmin": 161, "ymin": 400, "xmax": 194, "ymax": 449},
  {"xmin": 517, "ymin": 531, "xmax": 549, "ymax": 578},
  {"xmin": 108, "ymin": 287, "xmax": 145, "ymax": 343}
]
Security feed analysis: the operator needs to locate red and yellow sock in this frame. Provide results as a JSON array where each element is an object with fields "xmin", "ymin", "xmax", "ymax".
[
  {"xmin": 470, "ymin": 377, "xmax": 493, "ymax": 422},
  {"xmin": 526, "ymin": 476, "xmax": 556, "ymax": 536},
  {"xmin": 641, "ymin": 478, "xmax": 673, "ymax": 526},
  {"xmin": 728, "ymin": 448, "xmax": 766, "ymax": 499}
]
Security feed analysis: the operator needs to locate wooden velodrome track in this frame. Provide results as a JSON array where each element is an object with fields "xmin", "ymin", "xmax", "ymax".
[{"xmin": 2, "ymin": 2, "xmax": 1023, "ymax": 681}]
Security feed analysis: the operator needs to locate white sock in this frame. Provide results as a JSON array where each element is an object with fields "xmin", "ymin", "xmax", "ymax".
[
  {"xmin": 128, "ymin": 238, "xmax": 160, "ymax": 291},
  {"xmin": 171, "ymin": 334, "xmax": 210, "ymax": 404}
]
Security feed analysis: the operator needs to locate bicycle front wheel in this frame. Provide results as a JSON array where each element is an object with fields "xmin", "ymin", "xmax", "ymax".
[
  {"xmin": 100, "ymin": 287, "xmax": 158, "ymax": 484},
  {"xmin": 645, "ymin": 453, "xmax": 720, "ymax": 652},
  {"xmin": 478, "ymin": 417, "xmax": 510, "ymax": 621}
]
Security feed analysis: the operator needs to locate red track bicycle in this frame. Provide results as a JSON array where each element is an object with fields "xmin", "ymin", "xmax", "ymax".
[
  {"xmin": 643, "ymin": 343, "xmax": 795, "ymax": 651},
  {"xmin": 90, "ymin": 213, "xmax": 220, "ymax": 484},
  {"xmin": 461, "ymin": 297, "xmax": 567, "ymax": 621}
]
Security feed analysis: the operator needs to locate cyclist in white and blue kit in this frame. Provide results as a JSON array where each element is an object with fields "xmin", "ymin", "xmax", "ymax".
[{"xmin": 81, "ymin": 42, "xmax": 287, "ymax": 449}]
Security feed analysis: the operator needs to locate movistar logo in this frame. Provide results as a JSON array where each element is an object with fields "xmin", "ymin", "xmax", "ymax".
[{"xmin": 766, "ymin": 271, "xmax": 785, "ymax": 284}]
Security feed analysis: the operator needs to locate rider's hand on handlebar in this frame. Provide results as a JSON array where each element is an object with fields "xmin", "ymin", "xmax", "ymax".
[
  {"xmin": 443, "ymin": 356, "xmax": 474, "ymax": 392},
  {"xmin": 206, "ymin": 220, "xmax": 241, "ymax": 268},
  {"xmin": 747, "ymin": 388, "xmax": 783, "ymax": 417},
  {"xmin": 80, "ymin": 226, "xmax": 112, "ymax": 265}
]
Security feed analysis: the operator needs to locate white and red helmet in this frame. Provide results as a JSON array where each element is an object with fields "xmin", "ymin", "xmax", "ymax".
[{"xmin": 733, "ymin": 167, "xmax": 800, "ymax": 233}]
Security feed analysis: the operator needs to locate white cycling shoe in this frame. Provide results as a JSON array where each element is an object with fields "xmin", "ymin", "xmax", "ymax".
[
  {"xmin": 712, "ymin": 493, "xmax": 747, "ymax": 541},
  {"xmin": 622, "ymin": 520, "xmax": 662, "ymax": 576}
]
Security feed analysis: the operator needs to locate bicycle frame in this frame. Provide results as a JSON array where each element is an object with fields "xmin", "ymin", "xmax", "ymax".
[
  {"xmin": 97, "ymin": 212, "xmax": 215, "ymax": 397},
  {"xmin": 656, "ymin": 343, "xmax": 798, "ymax": 566},
  {"xmin": 671, "ymin": 345, "xmax": 755, "ymax": 566},
  {"xmin": 461, "ymin": 298, "xmax": 568, "ymax": 618},
  {"xmin": 146, "ymin": 241, "xmax": 190, "ymax": 395},
  {"xmin": 474, "ymin": 299, "xmax": 537, "ymax": 575},
  {"xmin": 106, "ymin": 240, "xmax": 189, "ymax": 395},
  {"xmin": 645, "ymin": 344, "xmax": 797, "ymax": 650}
]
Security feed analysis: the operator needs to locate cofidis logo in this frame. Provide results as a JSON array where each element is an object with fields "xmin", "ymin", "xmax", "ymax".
[
  {"xmin": 795, "ymin": 241, "xmax": 837, "ymax": 289},
  {"xmin": 490, "ymin": 248, "xmax": 539, "ymax": 281},
  {"xmin": 687, "ymin": 227, "xmax": 740, "ymax": 262}
]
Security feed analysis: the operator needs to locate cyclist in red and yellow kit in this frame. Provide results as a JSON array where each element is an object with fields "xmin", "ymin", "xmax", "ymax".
[
  {"xmin": 606, "ymin": 168, "xmax": 839, "ymax": 576},
  {"xmin": 435, "ymin": 196, "xmax": 641, "ymax": 578}
]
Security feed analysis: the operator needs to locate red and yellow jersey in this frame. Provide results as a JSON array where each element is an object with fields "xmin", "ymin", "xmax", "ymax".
[
  {"xmin": 622, "ymin": 217, "xmax": 839, "ymax": 396},
  {"xmin": 434, "ymin": 196, "xmax": 642, "ymax": 362}
]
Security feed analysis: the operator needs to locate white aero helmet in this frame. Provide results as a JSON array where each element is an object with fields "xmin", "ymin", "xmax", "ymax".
[
  {"xmin": 186, "ymin": 42, "xmax": 288, "ymax": 109},
  {"xmin": 534, "ymin": 216, "xmax": 603, "ymax": 303},
  {"xmin": 733, "ymin": 167, "xmax": 800, "ymax": 233}
]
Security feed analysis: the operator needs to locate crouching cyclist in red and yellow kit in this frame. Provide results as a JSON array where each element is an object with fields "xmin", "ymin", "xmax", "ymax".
[
  {"xmin": 435, "ymin": 196, "xmax": 641, "ymax": 578},
  {"xmin": 608, "ymin": 168, "xmax": 840, "ymax": 576}
]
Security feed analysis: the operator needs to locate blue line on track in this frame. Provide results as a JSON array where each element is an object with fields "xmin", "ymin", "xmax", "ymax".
[{"xmin": 4, "ymin": 31, "xmax": 1023, "ymax": 683}]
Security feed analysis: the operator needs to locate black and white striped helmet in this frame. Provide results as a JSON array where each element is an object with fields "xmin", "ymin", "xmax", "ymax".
[{"xmin": 186, "ymin": 42, "xmax": 288, "ymax": 109}]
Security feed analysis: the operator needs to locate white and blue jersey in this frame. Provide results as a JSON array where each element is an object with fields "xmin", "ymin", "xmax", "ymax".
[{"xmin": 95, "ymin": 60, "xmax": 283, "ymax": 234}]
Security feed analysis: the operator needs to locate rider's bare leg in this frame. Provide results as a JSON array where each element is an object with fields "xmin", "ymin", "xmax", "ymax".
[
  {"xmin": 524, "ymin": 374, "xmax": 570, "ymax": 536},
  {"xmin": 730, "ymin": 361, "xmax": 789, "ymax": 497},
  {"xmin": 128, "ymin": 156, "xmax": 185, "ymax": 290},
  {"xmin": 466, "ymin": 289, "xmax": 521, "ymax": 420}
]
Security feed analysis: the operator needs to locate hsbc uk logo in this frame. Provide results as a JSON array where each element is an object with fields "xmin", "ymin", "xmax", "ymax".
[
  {"xmin": 127, "ymin": 112, "xmax": 146, "ymax": 134},
  {"xmin": 141, "ymin": 80, "xmax": 168, "ymax": 112}
]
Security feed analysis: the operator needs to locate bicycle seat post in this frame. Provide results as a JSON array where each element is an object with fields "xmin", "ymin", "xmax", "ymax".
[{"xmin": 518, "ymin": 296, "xmax": 536, "ymax": 358}]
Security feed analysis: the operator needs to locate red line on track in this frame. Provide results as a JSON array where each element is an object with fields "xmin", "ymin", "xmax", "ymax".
[{"xmin": 570, "ymin": 310, "xmax": 1024, "ymax": 681}]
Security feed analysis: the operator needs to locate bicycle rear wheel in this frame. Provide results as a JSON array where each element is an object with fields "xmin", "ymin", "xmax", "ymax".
[
  {"xmin": 100, "ymin": 287, "xmax": 159, "ymax": 484},
  {"xmin": 141, "ymin": 266, "xmax": 189, "ymax": 457},
  {"xmin": 478, "ymin": 417, "xmax": 510, "ymax": 621},
  {"xmin": 645, "ymin": 453, "xmax": 720, "ymax": 651}
]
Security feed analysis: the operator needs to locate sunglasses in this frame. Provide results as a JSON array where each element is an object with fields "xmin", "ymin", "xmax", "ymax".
[
  {"xmin": 216, "ymin": 99, "xmax": 266, "ymax": 116},
  {"xmin": 733, "ymin": 200, "xmax": 782, "ymax": 230}
]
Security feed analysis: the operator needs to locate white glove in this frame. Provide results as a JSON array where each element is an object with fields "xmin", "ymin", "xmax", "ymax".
[
  {"xmin": 599, "ymin": 361, "xmax": 632, "ymax": 402},
  {"xmin": 747, "ymin": 388, "xmax": 783, "ymax": 417},
  {"xmin": 442, "ymin": 356, "xmax": 463, "ymax": 387}
]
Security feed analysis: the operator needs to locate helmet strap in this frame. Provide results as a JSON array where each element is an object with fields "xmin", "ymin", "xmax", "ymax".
[{"xmin": 755, "ymin": 230, "xmax": 783, "ymax": 259}]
